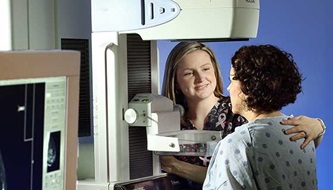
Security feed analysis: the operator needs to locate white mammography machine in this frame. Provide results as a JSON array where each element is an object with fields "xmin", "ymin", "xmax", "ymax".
[
  {"xmin": 77, "ymin": 0, "xmax": 261, "ymax": 189},
  {"xmin": 124, "ymin": 93, "xmax": 222, "ymax": 156}
]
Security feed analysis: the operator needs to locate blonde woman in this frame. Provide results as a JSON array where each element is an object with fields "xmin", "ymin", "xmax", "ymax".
[{"xmin": 160, "ymin": 42, "xmax": 325, "ymax": 190}]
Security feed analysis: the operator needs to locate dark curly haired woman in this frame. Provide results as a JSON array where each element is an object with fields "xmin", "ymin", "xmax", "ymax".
[{"xmin": 203, "ymin": 44, "xmax": 318, "ymax": 190}]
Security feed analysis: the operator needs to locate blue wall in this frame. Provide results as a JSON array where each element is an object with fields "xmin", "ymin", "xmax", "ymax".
[{"xmin": 157, "ymin": 1, "xmax": 333, "ymax": 189}]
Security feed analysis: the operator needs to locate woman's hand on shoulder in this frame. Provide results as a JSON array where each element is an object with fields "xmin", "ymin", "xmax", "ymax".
[{"xmin": 280, "ymin": 115, "xmax": 325, "ymax": 149}]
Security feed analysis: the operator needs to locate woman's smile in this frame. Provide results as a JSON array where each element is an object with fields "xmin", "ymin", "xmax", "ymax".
[{"xmin": 194, "ymin": 84, "xmax": 209, "ymax": 91}]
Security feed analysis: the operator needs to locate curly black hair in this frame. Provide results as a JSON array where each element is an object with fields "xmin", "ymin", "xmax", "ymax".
[{"xmin": 231, "ymin": 44, "xmax": 303, "ymax": 113}]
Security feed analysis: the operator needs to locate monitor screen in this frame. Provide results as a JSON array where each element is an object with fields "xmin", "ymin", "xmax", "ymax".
[{"xmin": 0, "ymin": 50, "xmax": 80, "ymax": 190}]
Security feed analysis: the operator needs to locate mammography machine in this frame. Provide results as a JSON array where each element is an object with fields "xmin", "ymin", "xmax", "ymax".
[
  {"xmin": 124, "ymin": 93, "xmax": 223, "ymax": 156},
  {"xmin": 78, "ymin": 0, "xmax": 260, "ymax": 189},
  {"xmin": 0, "ymin": 0, "xmax": 260, "ymax": 189}
]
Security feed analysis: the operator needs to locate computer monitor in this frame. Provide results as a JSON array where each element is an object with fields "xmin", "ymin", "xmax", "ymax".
[{"xmin": 0, "ymin": 50, "xmax": 80, "ymax": 190}]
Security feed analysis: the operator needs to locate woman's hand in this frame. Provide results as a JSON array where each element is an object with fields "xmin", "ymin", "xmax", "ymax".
[
  {"xmin": 280, "ymin": 115, "xmax": 325, "ymax": 149},
  {"xmin": 159, "ymin": 155, "xmax": 208, "ymax": 184},
  {"xmin": 160, "ymin": 156, "xmax": 180, "ymax": 174}
]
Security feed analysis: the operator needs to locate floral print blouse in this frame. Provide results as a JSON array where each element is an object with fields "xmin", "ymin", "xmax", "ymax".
[{"xmin": 168, "ymin": 96, "xmax": 247, "ymax": 190}]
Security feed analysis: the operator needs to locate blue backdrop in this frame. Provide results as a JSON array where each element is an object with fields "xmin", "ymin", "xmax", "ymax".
[{"xmin": 157, "ymin": 1, "xmax": 332, "ymax": 189}]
